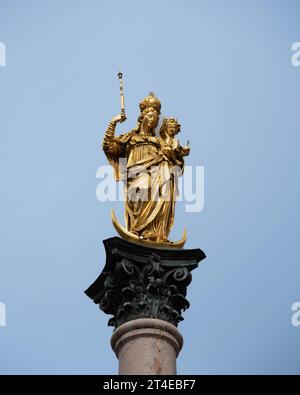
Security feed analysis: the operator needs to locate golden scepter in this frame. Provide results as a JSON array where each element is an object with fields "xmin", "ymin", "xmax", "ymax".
[{"xmin": 117, "ymin": 71, "xmax": 126, "ymax": 122}]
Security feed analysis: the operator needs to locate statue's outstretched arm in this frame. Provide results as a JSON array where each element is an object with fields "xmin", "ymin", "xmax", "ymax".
[{"xmin": 102, "ymin": 114, "xmax": 125, "ymax": 156}]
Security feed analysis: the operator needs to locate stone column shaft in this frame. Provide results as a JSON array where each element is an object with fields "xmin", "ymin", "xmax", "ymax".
[{"xmin": 111, "ymin": 318, "xmax": 183, "ymax": 375}]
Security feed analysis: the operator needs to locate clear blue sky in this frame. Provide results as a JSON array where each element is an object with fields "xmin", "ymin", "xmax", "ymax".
[{"xmin": 0, "ymin": 0, "xmax": 300, "ymax": 374}]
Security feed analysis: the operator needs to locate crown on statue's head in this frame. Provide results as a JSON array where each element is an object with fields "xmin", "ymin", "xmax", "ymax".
[
  {"xmin": 164, "ymin": 118, "xmax": 180, "ymax": 126},
  {"xmin": 139, "ymin": 92, "xmax": 161, "ymax": 114},
  {"xmin": 159, "ymin": 117, "xmax": 181, "ymax": 138}
]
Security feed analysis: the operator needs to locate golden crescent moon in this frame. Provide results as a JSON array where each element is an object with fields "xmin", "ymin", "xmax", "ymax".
[{"xmin": 111, "ymin": 209, "xmax": 187, "ymax": 249}]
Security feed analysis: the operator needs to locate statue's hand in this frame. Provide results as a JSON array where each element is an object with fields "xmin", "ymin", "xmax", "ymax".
[
  {"xmin": 111, "ymin": 113, "xmax": 126, "ymax": 124},
  {"xmin": 182, "ymin": 145, "xmax": 190, "ymax": 156}
]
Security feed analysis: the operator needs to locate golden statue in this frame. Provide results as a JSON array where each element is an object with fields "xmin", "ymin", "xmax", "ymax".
[{"xmin": 102, "ymin": 73, "xmax": 190, "ymax": 248}]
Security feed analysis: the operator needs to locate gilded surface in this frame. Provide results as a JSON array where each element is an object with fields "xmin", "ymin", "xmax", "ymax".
[{"xmin": 102, "ymin": 90, "xmax": 190, "ymax": 248}]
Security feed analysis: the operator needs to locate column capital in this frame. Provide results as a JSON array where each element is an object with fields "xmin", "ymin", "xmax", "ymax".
[{"xmin": 85, "ymin": 237, "xmax": 206, "ymax": 329}]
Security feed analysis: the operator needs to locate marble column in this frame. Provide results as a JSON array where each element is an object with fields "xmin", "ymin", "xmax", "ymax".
[
  {"xmin": 85, "ymin": 237, "xmax": 205, "ymax": 375},
  {"xmin": 111, "ymin": 318, "xmax": 183, "ymax": 375}
]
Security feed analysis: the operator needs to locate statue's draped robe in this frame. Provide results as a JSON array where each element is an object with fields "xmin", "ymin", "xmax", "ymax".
[{"xmin": 103, "ymin": 131, "xmax": 183, "ymax": 242}]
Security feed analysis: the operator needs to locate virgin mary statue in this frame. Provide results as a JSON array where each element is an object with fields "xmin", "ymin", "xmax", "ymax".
[{"xmin": 102, "ymin": 93, "xmax": 188, "ymax": 248}]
